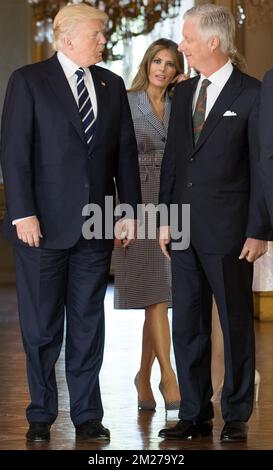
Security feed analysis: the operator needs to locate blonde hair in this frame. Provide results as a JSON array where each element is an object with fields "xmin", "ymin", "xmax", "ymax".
[
  {"xmin": 184, "ymin": 3, "xmax": 246, "ymax": 70},
  {"xmin": 130, "ymin": 39, "xmax": 184, "ymax": 93},
  {"xmin": 53, "ymin": 3, "xmax": 108, "ymax": 51}
]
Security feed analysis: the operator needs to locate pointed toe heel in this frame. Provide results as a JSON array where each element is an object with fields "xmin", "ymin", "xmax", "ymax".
[
  {"xmin": 159, "ymin": 383, "xmax": 180, "ymax": 411},
  {"xmin": 134, "ymin": 373, "xmax": 156, "ymax": 411}
]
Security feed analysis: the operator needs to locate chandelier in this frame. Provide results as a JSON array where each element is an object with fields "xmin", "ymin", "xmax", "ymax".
[
  {"xmin": 27, "ymin": 1, "xmax": 182, "ymax": 61},
  {"xmin": 234, "ymin": 0, "xmax": 273, "ymax": 29}
]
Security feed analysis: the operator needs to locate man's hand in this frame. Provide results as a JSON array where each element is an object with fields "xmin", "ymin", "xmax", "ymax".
[
  {"xmin": 114, "ymin": 219, "xmax": 137, "ymax": 248},
  {"xmin": 159, "ymin": 225, "xmax": 171, "ymax": 260},
  {"xmin": 15, "ymin": 216, "xmax": 43, "ymax": 247},
  {"xmin": 239, "ymin": 238, "xmax": 268, "ymax": 262}
]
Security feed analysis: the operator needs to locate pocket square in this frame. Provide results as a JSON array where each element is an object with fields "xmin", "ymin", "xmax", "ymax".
[{"xmin": 223, "ymin": 110, "xmax": 237, "ymax": 116}]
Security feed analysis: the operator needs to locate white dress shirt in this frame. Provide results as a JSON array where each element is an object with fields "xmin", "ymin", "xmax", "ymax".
[
  {"xmin": 13, "ymin": 51, "xmax": 98, "ymax": 225},
  {"xmin": 57, "ymin": 51, "xmax": 98, "ymax": 118},
  {"xmin": 193, "ymin": 59, "xmax": 233, "ymax": 120}
]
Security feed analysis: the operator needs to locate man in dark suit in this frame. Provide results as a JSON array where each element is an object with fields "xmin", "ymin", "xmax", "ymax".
[
  {"xmin": 158, "ymin": 4, "xmax": 271, "ymax": 442},
  {"xmin": 260, "ymin": 69, "xmax": 273, "ymax": 224},
  {"xmin": 0, "ymin": 4, "xmax": 141, "ymax": 442}
]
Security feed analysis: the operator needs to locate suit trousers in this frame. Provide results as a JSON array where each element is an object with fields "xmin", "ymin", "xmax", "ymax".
[
  {"xmin": 15, "ymin": 237, "xmax": 112, "ymax": 426},
  {"xmin": 171, "ymin": 244, "xmax": 255, "ymax": 423}
]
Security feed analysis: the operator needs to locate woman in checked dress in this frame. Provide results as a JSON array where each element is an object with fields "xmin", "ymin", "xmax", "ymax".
[{"xmin": 114, "ymin": 39, "xmax": 184, "ymax": 411}]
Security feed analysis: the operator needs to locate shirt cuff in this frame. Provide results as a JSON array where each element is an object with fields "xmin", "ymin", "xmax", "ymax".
[{"xmin": 12, "ymin": 215, "xmax": 35, "ymax": 225}]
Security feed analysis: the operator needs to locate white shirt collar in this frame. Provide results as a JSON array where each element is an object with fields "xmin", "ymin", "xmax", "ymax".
[
  {"xmin": 57, "ymin": 51, "xmax": 90, "ymax": 79},
  {"xmin": 200, "ymin": 59, "xmax": 233, "ymax": 90}
]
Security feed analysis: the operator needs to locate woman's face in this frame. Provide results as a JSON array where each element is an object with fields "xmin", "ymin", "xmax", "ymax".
[{"xmin": 148, "ymin": 48, "xmax": 178, "ymax": 90}]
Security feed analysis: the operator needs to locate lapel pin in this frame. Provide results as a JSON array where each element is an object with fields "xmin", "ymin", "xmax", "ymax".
[{"xmin": 101, "ymin": 81, "xmax": 106, "ymax": 86}]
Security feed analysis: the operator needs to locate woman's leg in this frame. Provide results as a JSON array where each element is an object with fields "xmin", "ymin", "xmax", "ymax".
[
  {"xmin": 145, "ymin": 302, "xmax": 180, "ymax": 403},
  {"xmin": 211, "ymin": 298, "xmax": 225, "ymax": 400},
  {"xmin": 138, "ymin": 298, "xmax": 239, "ymax": 403},
  {"xmin": 137, "ymin": 309, "xmax": 156, "ymax": 402},
  {"xmin": 139, "ymin": 300, "xmax": 225, "ymax": 404}
]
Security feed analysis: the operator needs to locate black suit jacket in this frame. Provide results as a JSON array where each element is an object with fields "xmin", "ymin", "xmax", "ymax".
[
  {"xmin": 0, "ymin": 54, "xmax": 141, "ymax": 249},
  {"xmin": 259, "ymin": 68, "xmax": 273, "ymax": 226},
  {"xmin": 159, "ymin": 67, "xmax": 272, "ymax": 254}
]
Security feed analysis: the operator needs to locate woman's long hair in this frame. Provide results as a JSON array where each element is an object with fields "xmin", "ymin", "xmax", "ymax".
[{"xmin": 129, "ymin": 38, "xmax": 184, "ymax": 93}]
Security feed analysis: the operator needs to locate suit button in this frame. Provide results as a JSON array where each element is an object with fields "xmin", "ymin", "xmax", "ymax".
[
  {"xmin": 161, "ymin": 137, "xmax": 166, "ymax": 142},
  {"xmin": 85, "ymin": 183, "xmax": 89, "ymax": 189},
  {"xmin": 187, "ymin": 182, "xmax": 193, "ymax": 188},
  {"xmin": 190, "ymin": 157, "xmax": 195, "ymax": 162}
]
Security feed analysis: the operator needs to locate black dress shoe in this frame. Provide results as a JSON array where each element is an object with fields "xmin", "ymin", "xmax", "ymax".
[
  {"xmin": 158, "ymin": 419, "xmax": 213, "ymax": 440},
  {"xmin": 75, "ymin": 420, "xmax": 110, "ymax": 441},
  {"xmin": 26, "ymin": 422, "xmax": 51, "ymax": 442},
  {"xmin": 220, "ymin": 421, "xmax": 247, "ymax": 443}
]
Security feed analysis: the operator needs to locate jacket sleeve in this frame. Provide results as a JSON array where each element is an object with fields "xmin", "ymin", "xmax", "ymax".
[
  {"xmin": 259, "ymin": 68, "xmax": 273, "ymax": 228},
  {"xmin": 114, "ymin": 78, "xmax": 142, "ymax": 217},
  {"xmin": 246, "ymin": 89, "xmax": 273, "ymax": 239},
  {"xmin": 0, "ymin": 69, "xmax": 37, "ymax": 221}
]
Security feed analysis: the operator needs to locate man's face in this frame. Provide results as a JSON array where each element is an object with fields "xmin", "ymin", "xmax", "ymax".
[
  {"xmin": 68, "ymin": 19, "xmax": 106, "ymax": 67},
  {"xmin": 178, "ymin": 18, "xmax": 212, "ymax": 73}
]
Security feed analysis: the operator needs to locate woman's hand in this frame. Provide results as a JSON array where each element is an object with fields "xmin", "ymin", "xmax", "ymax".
[
  {"xmin": 172, "ymin": 69, "xmax": 191, "ymax": 85},
  {"xmin": 158, "ymin": 226, "xmax": 171, "ymax": 260}
]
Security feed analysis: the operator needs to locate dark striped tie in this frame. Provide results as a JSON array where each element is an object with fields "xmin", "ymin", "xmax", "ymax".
[
  {"xmin": 75, "ymin": 67, "xmax": 96, "ymax": 145},
  {"xmin": 193, "ymin": 78, "xmax": 211, "ymax": 145}
]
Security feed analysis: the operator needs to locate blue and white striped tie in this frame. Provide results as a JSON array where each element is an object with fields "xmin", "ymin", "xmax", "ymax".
[{"xmin": 75, "ymin": 67, "xmax": 96, "ymax": 145}]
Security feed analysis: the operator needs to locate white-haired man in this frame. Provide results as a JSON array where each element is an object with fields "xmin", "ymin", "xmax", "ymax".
[
  {"xmin": 159, "ymin": 4, "xmax": 272, "ymax": 442},
  {"xmin": 0, "ymin": 3, "xmax": 141, "ymax": 441}
]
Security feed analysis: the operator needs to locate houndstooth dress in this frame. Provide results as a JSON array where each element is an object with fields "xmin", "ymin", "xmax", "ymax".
[{"xmin": 113, "ymin": 91, "xmax": 172, "ymax": 309}]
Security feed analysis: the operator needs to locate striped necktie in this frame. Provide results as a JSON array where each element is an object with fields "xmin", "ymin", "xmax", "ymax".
[
  {"xmin": 75, "ymin": 67, "xmax": 96, "ymax": 145},
  {"xmin": 193, "ymin": 78, "xmax": 211, "ymax": 145}
]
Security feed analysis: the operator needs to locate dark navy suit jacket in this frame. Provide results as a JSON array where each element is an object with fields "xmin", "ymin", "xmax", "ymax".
[
  {"xmin": 0, "ymin": 53, "xmax": 141, "ymax": 249},
  {"xmin": 159, "ymin": 67, "xmax": 272, "ymax": 254}
]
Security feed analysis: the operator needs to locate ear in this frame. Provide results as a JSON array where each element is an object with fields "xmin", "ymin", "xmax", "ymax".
[
  {"xmin": 63, "ymin": 35, "xmax": 73, "ymax": 50},
  {"xmin": 210, "ymin": 36, "xmax": 220, "ymax": 52}
]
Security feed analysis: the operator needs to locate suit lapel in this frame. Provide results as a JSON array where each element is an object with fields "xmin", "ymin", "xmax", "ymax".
[
  {"xmin": 193, "ymin": 67, "xmax": 243, "ymax": 154},
  {"xmin": 182, "ymin": 76, "xmax": 199, "ymax": 154},
  {"xmin": 137, "ymin": 91, "xmax": 169, "ymax": 138},
  {"xmin": 87, "ymin": 65, "xmax": 108, "ymax": 155},
  {"xmin": 45, "ymin": 54, "xmax": 86, "ymax": 144}
]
